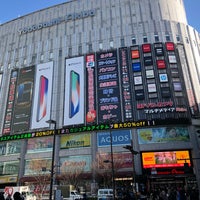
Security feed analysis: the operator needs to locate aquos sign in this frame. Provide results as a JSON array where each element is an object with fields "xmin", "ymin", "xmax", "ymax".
[{"xmin": 18, "ymin": 9, "xmax": 95, "ymax": 34}]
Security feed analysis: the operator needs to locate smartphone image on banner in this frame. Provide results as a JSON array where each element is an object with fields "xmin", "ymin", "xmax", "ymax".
[
  {"xmin": 17, "ymin": 82, "xmax": 32, "ymax": 105},
  {"xmin": 69, "ymin": 70, "xmax": 80, "ymax": 118},
  {"xmin": 37, "ymin": 76, "xmax": 48, "ymax": 121}
]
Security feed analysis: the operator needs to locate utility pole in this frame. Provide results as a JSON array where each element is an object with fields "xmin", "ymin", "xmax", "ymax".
[{"xmin": 123, "ymin": 140, "xmax": 138, "ymax": 200}]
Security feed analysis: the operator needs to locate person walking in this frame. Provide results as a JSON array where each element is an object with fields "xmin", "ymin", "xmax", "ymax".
[
  {"xmin": 0, "ymin": 192, "xmax": 5, "ymax": 200},
  {"xmin": 13, "ymin": 192, "xmax": 23, "ymax": 200}
]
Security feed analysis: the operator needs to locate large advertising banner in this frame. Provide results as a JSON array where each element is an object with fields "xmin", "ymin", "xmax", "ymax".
[
  {"xmin": 0, "ymin": 161, "xmax": 19, "ymax": 175},
  {"xmin": 60, "ymin": 133, "xmax": 91, "ymax": 149},
  {"xmin": 97, "ymin": 129, "xmax": 132, "ymax": 147},
  {"xmin": 0, "ymin": 141, "xmax": 21, "ymax": 155},
  {"xmin": 119, "ymin": 47, "xmax": 134, "ymax": 121},
  {"xmin": 97, "ymin": 152, "xmax": 133, "ymax": 169},
  {"xmin": 2, "ymin": 70, "xmax": 18, "ymax": 135},
  {"xmin": 60, "ymin": 155, "xmax": 91, "ymax": 172},
  {"xmin": 96, "ymin": 50, "xmax": 122, "ymax": 123},
  {"xmin": 12, "ymin": 66, "xmax": 35, "ymax": 133},
  {"xmin": 64, "ymin": 57, "xmax": 85, "ymax": 126},
  {"xmin": 138, "ymin": 127, "xmax": 189, "ymax": 144},
  {"xmin": 142, "ymin": 150, "xmax": 191, "ymax": 168},
  {"xmin": 85, "ymin": 54, "xmax": 97, "ymax": 124},
  {"xmin": 31, "ymin": 62, "xmax": 53, "ymax": 129},
  {"xmin": 27, "ymin": 136, "xmax": 53, "ymax": 153},
  {"xmin": 25, "ymin": 158, "xmax": 52, "ymax": 175}
]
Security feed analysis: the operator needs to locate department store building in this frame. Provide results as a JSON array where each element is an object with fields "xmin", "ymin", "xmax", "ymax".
[{"xmin": 0, "ymin": 0, "xmax": 200, "ymax": 196}]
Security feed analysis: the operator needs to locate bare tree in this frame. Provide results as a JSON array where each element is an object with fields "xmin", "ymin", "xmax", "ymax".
[
  {"xmin": 27, "ymin": 159, "xmax": 52, "ymax": 200},
  {"xmin": 58, "ymin": 160, "xmax": 85, "ymax": 189},
  {"xmin": 92, "ymin": 152, "xmax": 125, "ymax": 187}
]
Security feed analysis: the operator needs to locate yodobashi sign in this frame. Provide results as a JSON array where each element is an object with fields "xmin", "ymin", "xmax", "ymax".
[{"xmin": 18, "ymin": 9, "xmax": 95, "ymax": 34}]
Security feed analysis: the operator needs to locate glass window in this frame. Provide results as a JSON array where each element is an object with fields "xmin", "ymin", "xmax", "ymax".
[
  {"xmin": 176, "ymin": 35, "xmax": 180, "ymax": 42},
  {"xmin": 166, "ymin": 35, "xmax": 171, "ymax": 41},
  {"xmin": 132, "ymin": 37, "xmax": 136, "ymax": 45},
  {"xmin": 143, "ymin": 36, "xmax": 148, "ymax": 43},
  {"xmin": 78, "ymin": 45, "xmax": 82, "ymax": 55},
  {"xmin": 99, "ymin": 43, "xmax": 103, "ymax": 50},
  {"xmin": 121, "ymin": 38, "xmax": 125, "ymax": 47},
  {"xmin": 110, "ymin": 40, "xmax": 114, "ymax": 48},
  {"xmin": 154, "ymin": 35, "xmax": 159, "ymax": 42}
]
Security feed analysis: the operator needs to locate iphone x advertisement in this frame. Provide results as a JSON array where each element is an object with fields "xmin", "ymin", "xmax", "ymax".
[
  {"xmin": 12, "ymin": 66, "xmax": 35, "ymax": 133},
  {"xmin": 64, "ymin": 56, "xmax": 84, "ymax": 126},
  {"xmin": 31, "ymin": 62, "xmax": 53, "ymax": 129}
]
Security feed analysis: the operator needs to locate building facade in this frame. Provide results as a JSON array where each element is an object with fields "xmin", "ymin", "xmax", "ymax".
[{"xmin": 0, "ymin": 0, "xmax": 200, "ymax": 197}]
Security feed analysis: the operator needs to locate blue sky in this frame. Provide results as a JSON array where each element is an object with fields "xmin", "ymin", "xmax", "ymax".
[{"xmin": 0, "ymin": 0, "xmax": 199, "ymax": 32}]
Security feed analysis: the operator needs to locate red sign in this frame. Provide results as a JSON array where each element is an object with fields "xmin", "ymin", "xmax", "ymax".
[
  {"xmin": 157, "ymin": 60, "xmax": 166, "ymax": 69},
  {"xmin": 166, "ymin": 42, "xmax": 175, "ymax": 51},
  {"xmin": 142, "ymin": 44, "xmax": 151, "ymax": 53},
  {"xmin": 131, "ymin": 50, "xmax": 140, "ymax": 59}
]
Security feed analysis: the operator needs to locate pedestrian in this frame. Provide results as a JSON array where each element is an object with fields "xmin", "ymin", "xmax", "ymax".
[
  {"xmin": 0, "ymin": 192, "xmax": 5, "ymax": 200},
  {"xmin": 13, "ymin": 192, "xmax": 22, "ymax": 200},
  {"xmin": 5, "ymin": 194, "xmax": 12, "ymax": 200},
  {"xmin": 83, "ymin": 193, "xmax": 87, "ymax": 200}
]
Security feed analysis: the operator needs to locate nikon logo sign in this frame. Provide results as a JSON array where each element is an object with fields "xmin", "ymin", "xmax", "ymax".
[{"xmin": 18, "ymin": 9, "xmax": 95, "ymax": 34}]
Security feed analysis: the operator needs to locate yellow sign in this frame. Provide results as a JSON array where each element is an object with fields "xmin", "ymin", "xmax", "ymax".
[
  {"xmin": 60, "ymin": 133, "xmax": 91, "ymax": 149},
  {"xmin": 0, "ymin": 176, "xmax": 17, "ymax": 183}
]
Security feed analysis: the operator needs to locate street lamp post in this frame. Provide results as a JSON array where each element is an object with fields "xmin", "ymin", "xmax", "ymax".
[
  {"xmin": 123, "ymin": 141, "xmax": 138, "ymax": 200},
  {"xmin": 110, "ymin": 128, "xmax": 116, "ymax": 200},
  {"xmin": 46, "ymin": 119, "xmax": 57, "ymax": 200}
]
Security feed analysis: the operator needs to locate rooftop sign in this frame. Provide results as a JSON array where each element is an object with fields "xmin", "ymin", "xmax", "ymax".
[{"xmin": 18, "ymin": 9, "xmax": 95, "ymax": 34}]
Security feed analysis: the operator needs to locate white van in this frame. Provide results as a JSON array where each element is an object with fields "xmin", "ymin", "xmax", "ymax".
[{"xmin": 97, "ymin": 189, "xmax": 113, "ymax": 200}]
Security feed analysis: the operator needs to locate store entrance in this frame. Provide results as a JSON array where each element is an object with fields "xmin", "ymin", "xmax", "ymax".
[{"xmin": 149, "ymin": 176, "xmax": 185, "ymax": 191}]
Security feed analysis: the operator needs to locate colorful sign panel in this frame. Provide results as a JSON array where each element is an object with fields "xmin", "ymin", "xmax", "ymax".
[
  {"xmin": 12, "ymin": 66, "xmax": 35, "ymax": 133},
  {"xmin": 27, "ymin": 136, "xmax": 53, "ymax": 153},
  {"xmin": 85, "ymin": 54, "xmax": 96, "ymax": 124},
  {"xmin": 0, "ymin": 176, "xmax": 17, "ymax": 183},
  {"xmin": 64, "ymin": 56, "xmax": 85, "ymax": 126},
  {"xmin": 31, "ymin": 62, "xmax": 54, "ymax": 129},
  {"xmin": 138, "ymin": 127, "xmax": 189, "ymax": 144},
  {"xmin": 119, "ymin": 48, "xmax": 134, "ymax": 121},
  {"xmin": 0, "ymin": 120, "xmax": 151, "ymax": 142},
  {"xmin": 97, "ymin": 129, "xmax": 132, "ymax": 147},
  {"xmin": 25, "ymin": 158, "xmax": 52, "ymax": 175},
  {"xmin": 97, "ymin": 152, "xmax": 133, "ymax": 169},
  {"xmin": 60, "ymin": 133, "xmax": 91, "ymax": 149},
  {"xmin": 0, "ymin": 161, "xmax": 19, "ymax": 175},
  {"xmin": 96, "ymin": 50, "xmax": 122, "ymax": 123},
  {"xmin": 142, "ymin": 150, "xmax": 191, "ymax": 168},
  {"xmin": 60, "ymin": 155, "xmax": 91, "ymax": 172},
  {"xmin": 2, "ymin": 70, "xmax": 18, "ymax": 135}
]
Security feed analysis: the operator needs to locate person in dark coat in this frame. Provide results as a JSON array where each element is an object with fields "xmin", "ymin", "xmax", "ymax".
[
  {"xmin": 0, "ymin": 192, "xmax": 5, "ymax": 200},
  {"xmin": 13, "ymin": 192, "xmax": 22, "ymax": 200}
]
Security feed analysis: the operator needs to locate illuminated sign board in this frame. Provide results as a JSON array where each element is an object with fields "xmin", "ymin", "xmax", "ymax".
[
  {"xmin": 0, "ymin": 120, "xmax": 150, "ymax": 142},
  {"xmin": 142, "ymin": 150, "xmax": 191, "ymax": 169},
  {"xmin": 97, "ymin": 130, "xmax": 131, "ymax": 147},
  {"xmin": 60, "ymin": 133, "xmax": 91, "ymax": 149}
]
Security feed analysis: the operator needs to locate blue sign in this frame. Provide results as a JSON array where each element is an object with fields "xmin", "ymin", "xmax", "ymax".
[
  {"xmin": 97, "ymin": 129, "xmax": 132, "ymax": 147},
  {"xmin": 132, "ymin": 62, "xmax": 141, "ymax": 72}
]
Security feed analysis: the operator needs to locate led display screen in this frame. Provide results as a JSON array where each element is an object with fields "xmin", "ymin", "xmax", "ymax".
[{"xmin": 142, "ymin": 150, "xmax": 191, "ymax": 168}]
